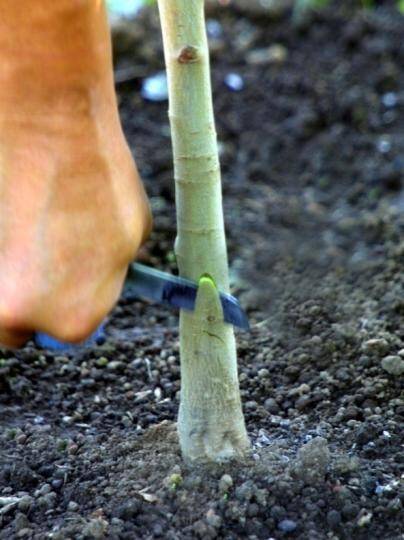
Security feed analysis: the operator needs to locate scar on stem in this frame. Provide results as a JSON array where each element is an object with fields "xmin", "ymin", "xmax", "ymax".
[{"xmin": 177, "ymin": 45, "xmax": 200, "ymax": 64}]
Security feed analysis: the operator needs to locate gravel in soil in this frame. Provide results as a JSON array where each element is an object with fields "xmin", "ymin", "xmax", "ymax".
[{"xmin": 1, "ymin": 1, "xmax": 403, "ymax": 539}]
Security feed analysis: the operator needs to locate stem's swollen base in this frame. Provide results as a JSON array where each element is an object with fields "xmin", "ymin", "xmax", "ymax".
[{"xmin": 178, "ymin": 278, "xmax": 249, "ymax": 462}]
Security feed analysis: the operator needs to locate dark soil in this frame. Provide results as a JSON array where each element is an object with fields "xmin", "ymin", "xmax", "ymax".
[{"xmin": 1, "ymin": 1, "xmax": 403, "ymax": 539}]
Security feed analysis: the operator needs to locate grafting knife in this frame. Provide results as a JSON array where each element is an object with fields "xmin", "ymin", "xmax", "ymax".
[
  {"xmin": 125, "ymin": 263, "xmax": 249, "ymax": 330},
  {"xmin": 34, "ymin": 263, "xmax": 249, "ymax": 350}
]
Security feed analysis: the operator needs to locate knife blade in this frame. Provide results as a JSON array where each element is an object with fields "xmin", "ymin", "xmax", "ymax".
[
  {"xmin": 125, "ymin": 263, "xmax": 250, "ymax": 331},
  {"xmin": 34, "ymin": 263, "xmax": 249, "ymax": 350}
]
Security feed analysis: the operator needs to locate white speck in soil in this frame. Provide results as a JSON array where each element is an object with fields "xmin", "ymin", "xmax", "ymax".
[
  {"xmin": 207, "ymin": 19, "xmax": 223, "ymax": 38},
  {"xmin": 224, "ymin": 73, "xmax": 244, "ymax": 91},
  {"xmin": 141, "ymin": 72, "xmax": 168, "ymax": 102},
  {"xmin": 278, "ymin": 519, "xmax": 297, "ymax": 533},
  {"xmin": 256, "ymin": 428, "xmax": 271, "ymax": 447},
  {"xmin": 381, "ymin": 92, "xmax": 398, "ymax": 108},
  {"xmin": 377, "ymin": 136, "xmax": 392, "ymax": 154}
]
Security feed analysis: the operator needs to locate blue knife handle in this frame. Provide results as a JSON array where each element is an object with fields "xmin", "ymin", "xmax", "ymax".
[{"xmin": 34, "ymin": 323, "xmax": 105, "ymax": 351}]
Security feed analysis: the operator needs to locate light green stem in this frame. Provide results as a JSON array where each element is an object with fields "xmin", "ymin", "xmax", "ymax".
[{"xmin": 157, "ymin": 0, "xmax": 249, "ymax": 462}]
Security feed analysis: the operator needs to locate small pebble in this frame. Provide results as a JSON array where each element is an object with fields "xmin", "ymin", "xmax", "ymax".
[
  {"xmin": 256, "ymin": 429, "xmax": 271, "ymax": 446},
  {"xmin": 51, "ymin": 479, "xmax": 63, "ymax": 490},
  {"xmin": 270, "ymin": 505, "xmax": 286, "ymax": 520},
  {"xmin": 342, "ymin": 502, "xmax": 359, "ymax": 519},
  {"xmin": 377, "ymin": 137, "xmax": 392, "ymax": 154},
  {"xmin": 246, "ymin": 44, "xmax": 288, "ymax": 65},
  {"xmin": 235, "ymin": 481, "xmax": 253, "ymax": 502},
  {"xmin": 37, "ymin": 492, "xmax": 57, "ymax": 510},
  {"xmin": 295, "ymin": 395, "xmax": 310, "ymax": 410},
  {"xmin": 361, "ymin": 338, "xmax": 389, "ymax": 354},
  {"xmin": 35, "ymin": 484, "xmax": 51, "ymax": 497},
  {"xmin": 245, "ymin": 400, "xmax": 257, "ymax": 410},
  {"xmin": 17, "ymin": 496, "xmax": 33, "ymax": 513},
  {"xmin": 206, "ymin": 509, "xmax": 222, "ymax": 528},
  {"xmin": 264, "ymin": 398, "xmax": 280, "ymax": 413},
  {"xmin": 278, "ymin": 519, "xmax": 297, "ymax": 533},
  {"xmin": 326, "ymin": 509, "xmax": 341, "ymax": 529},
  {"xmin": 357, "ymin": 509, "xmax": 373, "ymax": 527},
  {"xmin": 218, "ymin": 474, "xmax": 233, "ymax": 493},
  {"xmin": 381, "ymin": 355, "xmax": 404, "ymax": 376},
  {"xmin": 82, "ymin": 517, "xmax": 109, "ymax": 539},
  {"xmin": 293, "ymin": 437, "xmax": 330, "ymax": 485},
  {"xmin": 153, "ymin": 524, "xmax": 163, "ymax": 537},
  {"xmin": 16, "ymin": 529, "xmax": 32, "ymax": 539},
  {"xmin": 116, "ymin": 500, "xmax": 141, "ymax": 520},
  {"xmin": 68, "ymin": 501, "xmax": 79, "ymax": 512},
  {"xmin": 14, "ymin": 513, "xmax": 31, "ymax": 532},
  {"xmin": 381, "ymin": 92, "xmax": 398, "ymax": 108},
  {"xmin": 247, "ymin": 503, "xmax": 259, "ymax": 517}
]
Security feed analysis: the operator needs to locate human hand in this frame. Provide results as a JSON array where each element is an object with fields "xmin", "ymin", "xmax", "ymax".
[
  {"xmin": 0, "ymin": 0, "xmax": 152, "ymax": 347},
  {"xmin": 0, "ymin": 123, "xmax": 151, "ymax": 347}
]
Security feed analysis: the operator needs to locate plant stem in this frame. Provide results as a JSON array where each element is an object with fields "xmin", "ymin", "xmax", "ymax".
[{"xmin": 157, "ymin": 0, "xmax": 249, "ymax": 462}]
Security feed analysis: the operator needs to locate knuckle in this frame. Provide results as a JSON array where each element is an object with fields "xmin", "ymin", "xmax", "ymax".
[
  {"xmin": 52, "ymin": 319, "xmax": 95, "ymax": 344},
  {"xmin": 0, "ymin": 298, "xmax": 32, "ymax": 331},
  {"xmin": 48, "ymin": 307, "xmax": 100, "ymax": 344}
]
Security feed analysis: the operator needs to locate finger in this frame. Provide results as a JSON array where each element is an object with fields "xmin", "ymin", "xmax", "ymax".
[
  {"xmin": 141, "ymin": 206, "xmax": 153, "ymax": 245},
  {"xmin": 0, "ymin": 327, "xmax": 33, "ymax": 348}
]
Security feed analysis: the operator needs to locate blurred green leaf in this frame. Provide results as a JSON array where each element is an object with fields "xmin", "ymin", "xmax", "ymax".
[{"xmin": 398, "ymin": 0, "xmax": 404, "ymax": 13}]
